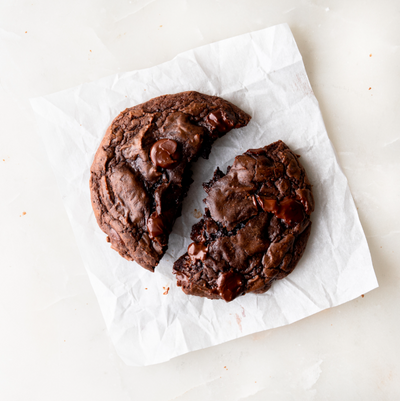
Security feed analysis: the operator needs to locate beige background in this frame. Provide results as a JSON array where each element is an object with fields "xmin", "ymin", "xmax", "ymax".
[{"xmin": 1, "ymin": 0, "xmax": 399, "ymax": 399}]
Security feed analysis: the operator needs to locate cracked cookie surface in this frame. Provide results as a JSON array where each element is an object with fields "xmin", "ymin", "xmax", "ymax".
[
  {"xmin": 90, "ymin": 91, "xmax": 251, "ymax": 271},
  {"xmin": 173, "ymin": 140, "xmax": 314, "ymax": 301}
]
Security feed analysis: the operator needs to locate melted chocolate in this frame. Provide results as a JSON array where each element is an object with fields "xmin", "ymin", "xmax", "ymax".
[
  {"xmin": 276, "ymin": 198, "xmax": 304, "ymax": 224},
  {"xmin": 256, "ymin": 196, "xmax": 304, "ymax": 224},
  {"xmin": 216, "ymin": 271, "xmax": 244, "ymax": 302},
  {"xmin": 256, "ymin": 196, "xmax": 278, "ymax": 213},
  {"xmin": 187, "ymin": 242, "xmax": 208, "ymax": 261},
  {"xmin": 247, "ymin": 148, "xmax": 266, "ymax": 155},
  {"xmin": 150, "ymin": 139, "xmax": 180, "ymax": 169},
  {"xmin": 206, "ymin": 110, "xmax": 235, "ymax": 133},
  {"xmin": 147, "ymin": 213, "xmax": 166, "ymax": 238}
]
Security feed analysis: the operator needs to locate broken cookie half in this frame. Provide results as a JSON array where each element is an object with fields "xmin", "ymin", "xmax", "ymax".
[
  {"xmin": 173, "ymin": 140, "xmax": 314, "ymax": 302},
  {"xmin": 90, "ymin": 91, "xmax": 251, "ymax": 271}
]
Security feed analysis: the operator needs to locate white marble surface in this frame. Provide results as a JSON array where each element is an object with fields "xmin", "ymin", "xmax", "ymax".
[{"xmin": 0, "ymin": 0, "xmax": 399, "ymax": 399}]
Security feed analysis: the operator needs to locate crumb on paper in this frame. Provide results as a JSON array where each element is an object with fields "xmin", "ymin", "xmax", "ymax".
[
  {"xmin": 145, "ymin": 287, "xmax": 148, "ymax": 290},
  {"xmin": 163, "ymin": 286, "xmax": 169, "ymax": 295},
  {"xmin": 362, "ymin": 294, "xmax": 364, "ymax": 298},
  {"xmin": 25, "ymin": 31, "xmax": 27, "ymax": 33},
  {"xmin": 160, "ymin": 25, "xmax": 162, "ymax": 27},
  {"xmin": 235, "ymin": 313, "xmax": 242, "ymax": 332},
  {"xmin": 193, "ymin": 208, "xmax": 202, "ymax": 218},
  {"xmin": 369, "ymin": 87, "xmax": 371, "ymax": 90},
  {"xmin": 90, "ymin": 50, "xmax": 92, "ymax": 52},
  {"xmin": 369, "ymin": 54, "xmax": 372, "ymax": 57}
]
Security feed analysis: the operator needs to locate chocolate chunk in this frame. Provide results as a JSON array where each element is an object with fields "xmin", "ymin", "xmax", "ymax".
[
  {"xmin": 217, "ymin": 271, "xmax": 244, "ymax": 302},
  {"xmin": 150, "ymin": 139, "xmax": 180, "ymax": 169},
  {"xmin": 206, "ymin": 109, "xmax": 236, "ymax": 133},
  {"xmin": 173, "ymin": 140, "xmax": 314, "ymax": 301},
  {"xmin": 90, "ymin": 91, "xmax": 251, "ymax": 271},
  {"xmin": 147, "ymin": 213, "xmax": 166, "ymax": 239},
  {"xmin": 257, "ymin": 196, "xmax": 305, "ymax": 225},
  {"xmin": 188, "ymin": 242, "xmax": 208, "ymax": 261},
  {"xmin": 275, "ymin": 198, "xmax": 304, "ymax": 224}
]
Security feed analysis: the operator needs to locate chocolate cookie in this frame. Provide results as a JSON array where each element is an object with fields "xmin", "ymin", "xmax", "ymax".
[
  {"xmin": 90, "ymin": 91, "xmax": 251, "ymax": 271},
  {"xmin": 173, "ymin": 140, "xmax": 314, "ymax": 302}
]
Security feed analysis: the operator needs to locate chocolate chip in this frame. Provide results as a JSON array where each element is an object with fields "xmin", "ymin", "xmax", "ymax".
[
  {"xmin": 217, "ymin": 271, "xmax": 244, "ymax": 302},
  {"xmin": 256, "ymin": 196, "xmax": 304, "ymax": 224},
  {"xmin": 206, "ymin": 109, "xmax": 235, "ymax": 133},
  {"xmin": 275, "ymin": 198, "xmax": 305, "ymax": 224},
  {"xmin": 147, "ymin": 213, "xmax": 166, "ymax": 238},
  {"xmin": 150, "ymin": 139, "xmax": 180, "ymax": 169},
  {"xmin": 187, "ymin": 242, "xmax": 208, "ymax": 261}
]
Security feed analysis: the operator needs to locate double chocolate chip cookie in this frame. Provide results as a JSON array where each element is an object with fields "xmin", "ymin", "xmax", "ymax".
[
  {"xmin": 173, "ymin": 140, "xmax": 314, "ymax": 302},
  {"xmin": 90, "ymin": 91, "xmax": 251, "ymax": 271}
]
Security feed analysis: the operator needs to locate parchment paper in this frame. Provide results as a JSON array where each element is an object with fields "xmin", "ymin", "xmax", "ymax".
[{"xmin": 30, "ymin": 23, "xmax": 378, "ymax": 366}]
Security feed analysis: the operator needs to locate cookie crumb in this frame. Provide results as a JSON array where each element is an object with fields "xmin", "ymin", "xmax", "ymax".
[
  {"xmin": 369, "ymin": 54, "xmax": 372, "ymax": 57},
  {"xmin": 145, "ymin": 288, "xmax": 148, "ymax": 290},
  {"xmin": 25, "ymin": 31, "xmax": 27, "ymax": 33},
  {"xmin": 163, "ymin": 286, "xmax": 169, "ymax": 295},
  {"xmin": 193, "ymin": 209, "xmax": 202, "ymax": 218},
  {"xmin": 361, "ymin": 294, "xmax": 364, "ymax": 298},
  {"xmin": 369, "ymin": 87, "xmax": 371, "ymax": 90},
  {"xmin": 22, "ymin": 212, "xmax": 26, "ymax": 216},
  {"xmin": 160, "ymin": 25, "xmax": 162, "ymax": 27}
]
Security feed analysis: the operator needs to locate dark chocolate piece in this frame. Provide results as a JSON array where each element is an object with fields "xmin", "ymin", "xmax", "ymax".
[
  {"xmin": 90, "ymin": 91, "xmax": 251, "ymax": 271},
  {"xmin": 150, "ymin": 139, "xmax": 180, "ymax": 169},
  {"xmin": 173, "ymin": 140, "xmax": 314, "ymax": 301}
]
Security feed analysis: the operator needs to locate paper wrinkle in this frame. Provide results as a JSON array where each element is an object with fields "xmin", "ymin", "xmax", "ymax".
[
  {"xmin": 36, "ymin": 293, "xmax": 78, "ymax": 312},
  {"xmin": 111, "ymin": 0, "xmax": 158, "ymax": 24},
  {"xmin": 30, "ymin": 23, "xmax": 378, "ymax": 366},
  {"xmin": 367, "ymin": 230, "xmax": 400, "ymax": 239},
  {"xmin": 0, "ymin": 27, "xmax": 22, "ymax": 40},
  {"xmin": 300, "ymin": 360, "xmax": 323, "ymax": 391},
  {"xmin": 168, "ymin": 376, "xmax": 221, "ymax": 401}
]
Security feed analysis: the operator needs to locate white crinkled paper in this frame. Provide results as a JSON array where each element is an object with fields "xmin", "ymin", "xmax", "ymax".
[{"xmin": 30, "ymin": 23, "xmax": 378, "ymax": 366}]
